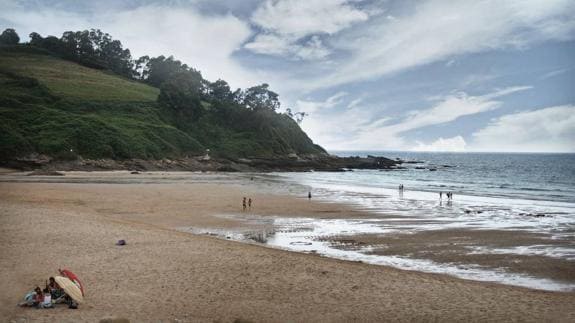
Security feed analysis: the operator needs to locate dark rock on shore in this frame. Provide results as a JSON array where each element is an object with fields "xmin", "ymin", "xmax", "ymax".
[
  {"xmin": 235, "ymin": 154, "xmax": 399, "ymax": 172},
  {"xmin": 26, "ymin": 170, "xmax": 64, "ymax": 176},
  {"xmin": 519, "ymin": 212, "xmax": 550, "ymax": 218},
  {"xmin": 2, "ymin": 153, "xmax": 400, "ymax": 173},
  {"xmin": 2, "ymin": 154, "xmax": 53, "ymax": 170}
]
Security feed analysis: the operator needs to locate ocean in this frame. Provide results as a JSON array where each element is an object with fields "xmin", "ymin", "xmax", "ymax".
[{"xmin": 268, "ymin": 151, "xmax": 575, "ymax": 219}]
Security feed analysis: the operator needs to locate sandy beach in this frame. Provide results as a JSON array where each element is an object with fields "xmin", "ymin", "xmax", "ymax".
[{"xmin": 1, "ymin": 171, "xmax": 575, "ymax": 322}]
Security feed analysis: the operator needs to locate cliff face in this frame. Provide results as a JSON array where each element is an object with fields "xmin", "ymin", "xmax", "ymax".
[{"xmin": 0, "ymin": 46, "xmax": 327, "ymax": 164}]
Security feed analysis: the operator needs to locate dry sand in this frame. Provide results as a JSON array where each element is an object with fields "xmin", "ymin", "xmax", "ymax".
[{"xmin": 1, "ymin": 172, "xmax": 574, "ymax": 322}]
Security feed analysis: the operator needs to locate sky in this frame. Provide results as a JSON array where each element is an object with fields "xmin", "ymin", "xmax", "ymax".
[{"xmin": 1, "ymin": 0, "xmax": 574, "ymax": 153}]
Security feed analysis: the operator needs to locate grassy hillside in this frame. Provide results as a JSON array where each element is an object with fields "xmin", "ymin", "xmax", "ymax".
[
  {"xmin": 0, "ymin": 45, "xmax": 326, "ymax": 162},
  {"xmin": 0, "ymin": 46, "xmax": 159, "ymax": 102}
]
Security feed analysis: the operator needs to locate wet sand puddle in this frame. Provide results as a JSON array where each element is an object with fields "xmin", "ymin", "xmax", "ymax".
[{"xmin": 181, "ymin": 213, "xmax": 575, "ymax": 292}]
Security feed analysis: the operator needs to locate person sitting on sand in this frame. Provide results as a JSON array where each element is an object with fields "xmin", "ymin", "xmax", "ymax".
[
  {"xmin": 47, "ymin": 277, "xmax": 65, "ymax": 303},
  {"xmin": 18, "ymin": 286, "xmax": 43, "ymax": 307},
  {"xmin": 40, "ymin": 288, "xmax": 53, "ymax": 308},
  {"xmin": 33, "ymin": 287, "xmax": 43, "ymax": 306}
]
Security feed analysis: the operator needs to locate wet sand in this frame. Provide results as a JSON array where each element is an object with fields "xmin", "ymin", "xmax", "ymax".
[
  {"xmin": 325, "ymin": 229, "xmax": 575, "ymax": 282},
  {"xmin": 1, "ymin": 171, "xmax": 575, "ymax": 322}
]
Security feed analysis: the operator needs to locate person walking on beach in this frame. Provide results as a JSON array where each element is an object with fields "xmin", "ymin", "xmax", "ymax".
[
  {"xmin": 248, "ymin": 198, "xmax": 252, "ymax": 209},
  {"xmin": 242, "ymin": 197, "xmax": 247, "ymax": 211},
  {"xmin": 308, "ymin": 191, "xmax": 312, "ymax": 200}
]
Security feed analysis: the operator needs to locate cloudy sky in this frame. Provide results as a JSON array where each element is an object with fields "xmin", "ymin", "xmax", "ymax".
[{"xmin": 1, "ymin": 0, "xmax": 574, "ymax": 152}]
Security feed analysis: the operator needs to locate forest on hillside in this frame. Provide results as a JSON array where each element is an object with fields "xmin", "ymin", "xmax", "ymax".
[
  {"xmin": 0, "ymin": 28, "xmax": 324, "ymax": 162},
  {"xmin": 0, "ymin": 27, "xmax": 307, "ymax": 122}
]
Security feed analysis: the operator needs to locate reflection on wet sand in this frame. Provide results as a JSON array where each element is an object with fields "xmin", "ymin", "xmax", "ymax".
[{"xmin": 182, "ymin": 214, "xmax": 575, "ymax": 292}]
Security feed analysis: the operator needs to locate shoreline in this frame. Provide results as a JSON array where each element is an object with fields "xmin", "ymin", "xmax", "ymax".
[{"xmin": 1, "ymin": 171, "xmax": 575, "ymax": 321}]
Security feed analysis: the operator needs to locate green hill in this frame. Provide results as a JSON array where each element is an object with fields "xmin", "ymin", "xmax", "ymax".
[
  {"xmin": 0, "ymin": 46, "xmax": 159, "ymax": 102},
  {"xmin": 0, "ymin": 45, "xmax": 326, "ymax": 163}
]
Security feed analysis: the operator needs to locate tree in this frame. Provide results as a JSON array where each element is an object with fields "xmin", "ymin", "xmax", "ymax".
[
  {"xmin": 26, "ymin": 29, "xmax": 135, "ymax": 78},
  {"xmin": 158, "ymin": 69, "xmax": 205, "ymax": 121},
  {"xmin": 40, "ymin": 36, "xmax": 65, "ymax": 55},
  {"xmin": 294, "ymin": 111, "xmax": 308, "ymax": 124},
  {"xmin": 207, "ymin": 79, "xmax": 234, "ymax": 103},
  {"xmin": 60, "ymin": 31, "xmax": 80, "ymax": 59},
  {"xmin": 242, "ymin": 83, "xmax": 280, "ymax": 111},
  {"xmin": 140, "ymin": 55, "xmax": 192, "ymax": 87},
  {"xmin": 0, "ymin": 28, "xmax": 20, "ymax": 45},
  {"xmin": 285, "ymin": 108, "xmax": 307, "ymax": 124},
  {"xmin": 28, "ymin": 32, "xmax": 43, "ymax": 46}
]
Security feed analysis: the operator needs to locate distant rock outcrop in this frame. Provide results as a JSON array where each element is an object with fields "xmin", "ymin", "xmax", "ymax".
[{"xmin": 8, "ymin": 154, "xmax": 400, "ymax": 172}]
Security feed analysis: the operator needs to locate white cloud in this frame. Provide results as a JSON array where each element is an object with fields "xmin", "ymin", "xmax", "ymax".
[
  {"xmin": 245, "ymin": 0, "xmax": 370, "ymax": 59},
  {"xmin": 300, "ymin": 86, "xmax": 532, "ymax": 150},
  {"xmin": 251, "ymin": 0, "xmax": 369, "ymax": 37},
  {"xmin": 245, "ymin": 34, "xmax": 330, "ymax": 60},
  {"xmin": 379, "ymin": 86, "xmax": 531, "ymax": 136},
  {"xmin": 347, "ymin": 98, "xmax": 363, "ymax": 109},
  {"xmin": 540, "ymin": 67, "xmax": 571, "ymax": 80},
  {"xmin": 294, "ymin": 91, "xmax": 347, "ymax": 114},
  {"xmin": 244, "ymin": 34, "xmax": 292, "ymax": 56},
  {"xmin": 294, "ymin": 92, "xmax": 384, "ymax": 148},
  {"xmin": 471, "ymin": 105, "xmax": 575, "ymax": 152},
  {"xmin": 306, "ymin": 0, "xmax": 575, "ymax": 89},
  {"xmin": 412, "ymin": 136, "xmax": 467, "ymax": 152},
  {"xmin": 0, "ymin": 3, "xmax": 257, "ymax": 88}
]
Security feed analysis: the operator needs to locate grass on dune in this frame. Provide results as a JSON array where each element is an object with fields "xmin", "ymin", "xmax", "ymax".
[{"xmin": 0, "ymin": 50, "xmax": 159, "ymax": 102}]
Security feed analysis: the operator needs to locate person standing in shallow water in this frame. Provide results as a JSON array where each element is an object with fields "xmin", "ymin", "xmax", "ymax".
[{"xmin": 440, "ymin": 192, "xmax": 443, "ymax": 200}]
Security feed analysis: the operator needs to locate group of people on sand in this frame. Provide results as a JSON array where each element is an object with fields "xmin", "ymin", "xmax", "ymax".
[
  {"xmin": 440, "ymin": 191, "xmax": 454, "ymax": 200},
  {"xmin": 18, "ymin": 277, "xmax": 78, "ymax": 309},
  {"xmin": 242, "ymin": 197, "xmax": 253, "ymax": 211},
  {"xmin": 399, "ymin": 184, "xmax": 455, "ymax": 201}
]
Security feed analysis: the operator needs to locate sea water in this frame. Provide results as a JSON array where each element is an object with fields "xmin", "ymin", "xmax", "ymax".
[{"xmin": 267, "ymin": 152, "xmax": 575, "ymax": 234}]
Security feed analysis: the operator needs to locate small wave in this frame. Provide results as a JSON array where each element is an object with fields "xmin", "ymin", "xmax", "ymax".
[{"xmin": 518, "ymin": 187, "xmax": 555, "ymax": 192}]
